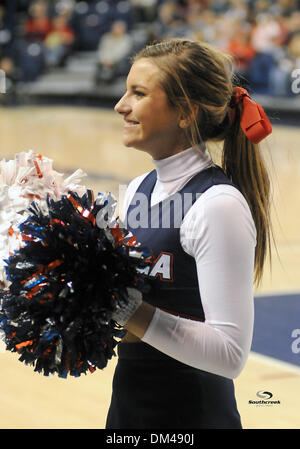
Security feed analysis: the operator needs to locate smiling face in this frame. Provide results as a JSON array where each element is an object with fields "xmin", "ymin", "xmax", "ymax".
[{"xmin": 114, "ymin": 58, "xmax": 190, "ymax": 160}]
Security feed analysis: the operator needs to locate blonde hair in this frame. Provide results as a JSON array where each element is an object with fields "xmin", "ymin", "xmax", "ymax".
[{"xmin": 133, "ymin": 38, "xmax": 272, "ymax": 286}]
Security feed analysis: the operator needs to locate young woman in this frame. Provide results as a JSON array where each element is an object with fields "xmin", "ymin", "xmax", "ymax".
[{"xmin": 106, "ymin": 38, "xmax": 273, "ymax": 429}]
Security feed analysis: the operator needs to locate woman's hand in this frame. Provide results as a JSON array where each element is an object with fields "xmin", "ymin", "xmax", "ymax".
[{"xmin": 111, "ymin": 287, "xmax": 155, "ymax": 338}]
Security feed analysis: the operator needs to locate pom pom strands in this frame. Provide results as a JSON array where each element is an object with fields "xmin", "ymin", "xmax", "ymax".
[
  {"xmin": 0, "ymin": 190, "xmax": 149, "ymax": 377},
  {"xmin": 0, "ymin": 150, "xmax": 87, "ymax": 288}
]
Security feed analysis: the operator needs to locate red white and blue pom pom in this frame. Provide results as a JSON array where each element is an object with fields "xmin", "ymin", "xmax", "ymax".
[{"xmin": 0, "ymin": 189, "xmax": 149, "ymax": 377}]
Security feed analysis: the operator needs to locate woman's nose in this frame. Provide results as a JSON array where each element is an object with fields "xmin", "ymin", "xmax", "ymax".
[{"xmin": 114, "ymin": 94, "xmax": 131, "ymax": 115}]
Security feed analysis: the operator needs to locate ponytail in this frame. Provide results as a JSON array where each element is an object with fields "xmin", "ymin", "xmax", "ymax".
[{"xmin": 222, "ymin": 102, "xmax": 272, "ymax": 286}]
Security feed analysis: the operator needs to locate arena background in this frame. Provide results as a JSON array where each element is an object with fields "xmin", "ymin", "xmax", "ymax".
[{"xmin": 0, "ymin": 0, "xmax": 300, "ymax": 429}]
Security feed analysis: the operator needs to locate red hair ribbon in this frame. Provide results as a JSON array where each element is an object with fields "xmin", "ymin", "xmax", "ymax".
[{"xmin": 231, "ymin": 86, "xmax": 272, "ymax": 144}]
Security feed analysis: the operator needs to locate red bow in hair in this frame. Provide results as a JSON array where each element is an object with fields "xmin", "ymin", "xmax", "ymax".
[{"xmin": 231, "ymin": 86, "xmax": 272, "ymax": 144}]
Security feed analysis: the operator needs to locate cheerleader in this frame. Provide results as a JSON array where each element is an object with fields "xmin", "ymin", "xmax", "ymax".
[{"xmin": 106, "ymin": 38, "xmax": 273, "ymax": 429}]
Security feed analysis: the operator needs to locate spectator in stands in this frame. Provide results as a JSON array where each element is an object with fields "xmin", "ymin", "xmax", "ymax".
[
  {"xmin": 151, "ymin": 1, "xmax": 190, "ymax": 40},
  {"xmin": 0, "ymin": 55, "xmax": 19, "ymax": 105},
  {"xmin": 0, "ymin": 4, "xmax": 12, "ymax": 54},
  {"xmin": 269, "ymin": 30, "xmax": 300, "ymax": 95},
  {"xmin": 24, "ymin": 0, "xmax": 52, "ymax": 42},
  {"xmin": 288, "ymin": 30, "xmax": 300, "ymax": 61},
  {"xmin": 246, "ymin": 14, "xmax": 285, "ymax": 93},
  {"xmin": 212, "ymin": 14, "xmax": 237, "ymax": 49},
  {"xmin": 269, "ymin": 0, "xmax": 299, "ymax": 17},
  {"xmin": 287, "ymin": 10, "xmax": 300, "ymax": 34},
  {"xmin": 226, "ymin": 21, "xmax": 256, "ymax": 78},
  {"xmin": 251, "ymin": 13, "xmax": 285, "ymax": 53},
  {"xmin": 95, "ymin": 20, "xmax": 133, "ymax": 84},
  {"xmin": 184, "ymin": 6, "xmax": 214, "ymax": 41},
  {"xmin": 131, "ymin": 0, "xmax": 160, "ymax": 23},
  {"xmin": 43, "ymin": 13, "xmax": 75, "ymax": 67}
]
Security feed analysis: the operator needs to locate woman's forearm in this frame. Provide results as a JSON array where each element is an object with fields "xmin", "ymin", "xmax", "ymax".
[{"xmin": 124, "ymin": 301, "xmax": 156, "ymax": 339}]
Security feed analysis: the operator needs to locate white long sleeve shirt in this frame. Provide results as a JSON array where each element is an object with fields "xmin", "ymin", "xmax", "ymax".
[{"xmin": 122, "ymin": 146, "xmax": 256, "ymax": 379}]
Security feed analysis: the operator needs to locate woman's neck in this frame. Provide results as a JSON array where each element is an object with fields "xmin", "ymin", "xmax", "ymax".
[{"xmin": 152, "ymin": 144, "xmax": 212, "ymax": 184}]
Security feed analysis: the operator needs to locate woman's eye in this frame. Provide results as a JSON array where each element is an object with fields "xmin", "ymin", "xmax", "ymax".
[{"xmin": 134, "ymin": 90, "xmax": 145, "ymax": 98}]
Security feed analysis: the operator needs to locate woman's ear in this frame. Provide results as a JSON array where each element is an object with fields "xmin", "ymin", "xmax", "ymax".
[{"xmin": 179, "ymin": 102, "xmax": 199, "ymax": 129}]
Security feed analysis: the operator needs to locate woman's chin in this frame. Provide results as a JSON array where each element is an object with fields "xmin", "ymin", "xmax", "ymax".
[
  {"xmin": 123, "ymin": 140, "xmax": 136, "ymax": 149},
  {"xmin": 123, "ymin": 139, "xmax": 142, "ymax": 151}
]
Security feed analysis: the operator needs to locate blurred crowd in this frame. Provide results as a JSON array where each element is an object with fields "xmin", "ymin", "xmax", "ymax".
[{"xmin": 0, "ymin": 0, "xmax": 300, "ymax": 104}]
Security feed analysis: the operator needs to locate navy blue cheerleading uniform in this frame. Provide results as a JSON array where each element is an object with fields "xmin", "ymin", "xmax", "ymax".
[{"xmin": 105, "ymin": 165, "xmax": 243, "ymax": 429}]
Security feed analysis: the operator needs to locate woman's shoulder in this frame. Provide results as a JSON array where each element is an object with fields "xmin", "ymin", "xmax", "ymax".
[
  {"xmin": 193, "ymin": 183, "xmax": 255, "ymax": 223},
  {"xmin": 183, "ymin": 182, "xmax": 256, "ymax": 235},
  {"xmin": 181, "ymin": 183, "xmax": 257, "ymax": 256},
  {"xmin": 201, "ymin": 183, "xmax": 250, "ymax": 208}
]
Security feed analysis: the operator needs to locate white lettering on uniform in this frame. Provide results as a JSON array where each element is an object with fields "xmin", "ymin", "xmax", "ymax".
[{"xmin": 149, "ymin": 252, "xmax": 173, "ymax": 281}]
